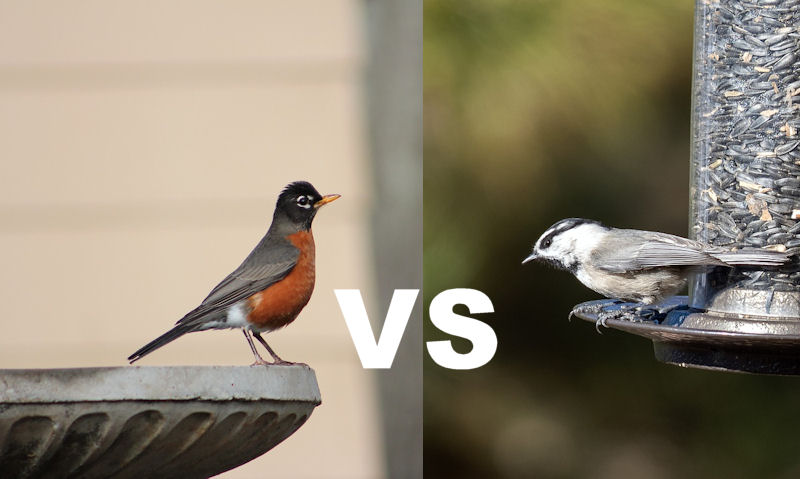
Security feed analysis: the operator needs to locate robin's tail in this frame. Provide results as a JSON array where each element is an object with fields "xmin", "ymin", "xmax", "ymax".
[{"xmin": 128, "ymin": 322, "xmax": 199, "ymax": 363}]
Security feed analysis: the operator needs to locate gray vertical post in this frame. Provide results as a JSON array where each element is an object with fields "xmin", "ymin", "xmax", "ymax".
[{"xmin": 363, "ymin": 0, "xmax": 423, "ymax": 477}]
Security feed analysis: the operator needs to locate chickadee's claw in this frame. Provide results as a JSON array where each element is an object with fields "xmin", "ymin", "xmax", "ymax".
[
  {"xmin": 593, "ymin": 303, "xmax": 635, "ymax": 332},
  {"xmin": 595, "ymin": 309, "xmax": 618, "ymax": 333},
  {"xmin": 570, "ymin": 302, "xmax": 607, "ymax": 322},
  {"xmin": 595, "ymin": 317, "xmax": 606, "ymax": 334}
]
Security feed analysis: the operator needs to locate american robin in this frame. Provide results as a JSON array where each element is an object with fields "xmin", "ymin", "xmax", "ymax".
[{"xmin": 128, "ymin": 181, "xmax": 340, "ymax": 365}]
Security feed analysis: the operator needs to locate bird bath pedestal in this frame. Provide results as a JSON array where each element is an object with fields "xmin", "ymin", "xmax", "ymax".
[{"xmin": 0, "ymin": 365, "xmax": 321, "ymax": 478}]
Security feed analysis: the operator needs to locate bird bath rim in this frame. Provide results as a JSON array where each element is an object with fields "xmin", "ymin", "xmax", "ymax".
[{"xmin": 0, "ymin": 365, "xmax": 322, "ymax": 404}]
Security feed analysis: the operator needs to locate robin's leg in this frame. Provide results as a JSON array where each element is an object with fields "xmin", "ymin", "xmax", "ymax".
[
  {"xmin": 253, "ymin": 333, "xmax": 303, "ymax": 366},
  {"xmin": 243, "ymin": 330, "xmax": 270, "ymax": 366}
]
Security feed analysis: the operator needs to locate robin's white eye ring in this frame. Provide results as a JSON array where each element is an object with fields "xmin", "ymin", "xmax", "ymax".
[{"xmin": 296, "ymin": 196, "xmax": 311, "ymax": 208}]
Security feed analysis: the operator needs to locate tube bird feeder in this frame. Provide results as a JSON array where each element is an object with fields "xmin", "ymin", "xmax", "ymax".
[{"xmin": 573, "ymin": 0, "xmax": 800, "ymax": 375}]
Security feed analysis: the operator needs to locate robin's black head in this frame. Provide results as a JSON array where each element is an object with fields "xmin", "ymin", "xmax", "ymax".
[{"xmin": 272, "ymin": 181, "xmax": 340, "ymax": 231}]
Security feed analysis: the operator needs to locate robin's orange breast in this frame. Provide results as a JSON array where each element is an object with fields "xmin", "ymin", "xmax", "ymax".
[{"xmin": 246, "ymin": 230, "xmax": 316, "ymax": 330}]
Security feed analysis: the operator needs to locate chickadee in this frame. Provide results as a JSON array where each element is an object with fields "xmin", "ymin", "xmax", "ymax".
[{"xmin": 522, "ymin": 218, "xmax": 790, "ymax": 305}]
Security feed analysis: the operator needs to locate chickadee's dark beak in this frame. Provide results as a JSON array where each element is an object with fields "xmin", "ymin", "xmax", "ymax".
[
  {"xmin": 314, "ymin": 194, "xmax": 341, "ymax": 208},
  {"xmin": 522, "ymin": 253, "xmax": 537, "ymax": 265}
]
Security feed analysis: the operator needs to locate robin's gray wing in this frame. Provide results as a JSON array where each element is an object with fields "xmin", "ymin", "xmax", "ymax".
[
  {"xmin": 175, "ymin": 239, "xmax": 299, "ymax": 326},
  {"xmin": 128, "ymin": 233, "xmax": 301, "ymax": 363},
  {"xmin": 129, "ymin": 241, "xmax": 298, "ymax": 363},
  {"xmin": 593, "ymin": 230, "xmax": 727, "ymax": 274}
]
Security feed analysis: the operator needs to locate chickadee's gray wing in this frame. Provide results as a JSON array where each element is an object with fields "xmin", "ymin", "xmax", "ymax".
[
  {"xmin": 630, "ymin": 231, "xmax": 788, "ymax": 267},
  {"xmin": 594, "ymin": 229, "xmax": 788, "ymax": 272},
  {"xmin": 592, "ymin": 230, "xmax": 727, "ymax": 273}
]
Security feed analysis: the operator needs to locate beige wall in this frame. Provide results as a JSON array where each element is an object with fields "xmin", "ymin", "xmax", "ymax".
[{"xmin": 0, "ymin": 2, "xmax": 383, "ymax": 477}]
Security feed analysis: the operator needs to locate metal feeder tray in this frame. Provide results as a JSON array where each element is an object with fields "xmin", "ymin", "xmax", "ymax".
[{"xmin": 571, "ymin": 296, "xmax": 800, "ymax": 376}]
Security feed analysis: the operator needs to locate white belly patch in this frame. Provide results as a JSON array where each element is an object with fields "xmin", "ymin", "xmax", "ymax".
[{"xmin": 226, "ymin": 302, "xmax": 250, "ymax": 328}]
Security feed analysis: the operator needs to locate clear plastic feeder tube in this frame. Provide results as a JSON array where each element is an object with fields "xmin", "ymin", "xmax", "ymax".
[{"xmin": 690, "ymin": 0, "xmax": 800, "ymax": 317}]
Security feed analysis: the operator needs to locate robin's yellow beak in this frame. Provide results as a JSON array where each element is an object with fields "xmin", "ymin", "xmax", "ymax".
[{"xmin": 314, "ymin": 194, "xmax": 341, "ymax": 208}]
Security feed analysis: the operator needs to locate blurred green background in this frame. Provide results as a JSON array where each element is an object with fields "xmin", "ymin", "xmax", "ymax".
[{"xmin": 423, "ymin": 1, "xmax": 800, "ymax": 478}]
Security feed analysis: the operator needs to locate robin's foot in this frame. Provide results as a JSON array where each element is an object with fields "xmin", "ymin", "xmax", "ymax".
[
  {"xmin": 249, "ymin": 357, "xmax": 272, "ymax": 367},
  {"xmin": 243, "ymin": 330, "xmax": 273, "ymax": 365},
  {"xmin": 253, "ymin": 332, "xmax": 296, "ymax": 365}
]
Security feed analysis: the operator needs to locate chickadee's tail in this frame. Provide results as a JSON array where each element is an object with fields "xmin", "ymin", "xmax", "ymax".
[
  {"xmin": 713, "ymin": 249, "xmax": 791, "ymax": 267},
  {"xmin": 128, "ymin": 323, "xmax": 198, "ymax": 363}
]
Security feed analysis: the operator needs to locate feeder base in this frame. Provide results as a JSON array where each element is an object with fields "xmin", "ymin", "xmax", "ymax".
[{"xmin": 570, "ymin": 297, "xmax": 800, "ymax": 376}]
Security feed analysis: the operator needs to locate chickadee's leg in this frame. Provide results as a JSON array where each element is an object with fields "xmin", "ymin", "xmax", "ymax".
[
  {"xmin": 568, "ymin": 300, "xmax": 624, "ymax": 322},
  {"xmin": 595, "ymin": 301, "xmax": 680, "ymax": 331},
  {"xmin": 570, "ymin": 300, "xmax": 663, "ymax": 333},
  {"xmin": 594, "ymin": 303, "xmax": 640, "ymax": 333}
]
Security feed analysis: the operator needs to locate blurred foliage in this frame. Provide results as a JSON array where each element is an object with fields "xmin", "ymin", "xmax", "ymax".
[{"xmin": 424, "ymin": 1, "xmax": 800, "ymax": 478}]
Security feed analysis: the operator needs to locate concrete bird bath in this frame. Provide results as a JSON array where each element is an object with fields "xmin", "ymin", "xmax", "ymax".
[{"xmin": 0, "ymin": 365, "xmax": 321, "ymax": 478}]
